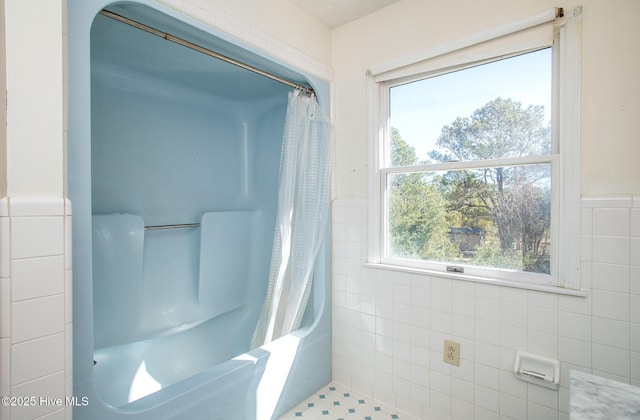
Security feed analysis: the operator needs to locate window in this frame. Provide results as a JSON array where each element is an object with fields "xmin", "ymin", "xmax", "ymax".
[{"xmin": 368, "ymin": 8, "xmax": 582, "ymax": 290}]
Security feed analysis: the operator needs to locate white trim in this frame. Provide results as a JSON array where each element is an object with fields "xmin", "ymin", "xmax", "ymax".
[
  {"xmin": 364, "ymin": 262, "xmax": 587, "ymax": 297},
  {"xmin": 366, "ymin": 6, "xmax": 583, "ymax": 290},
  {"xmin": 581, "ymin": 196, "xmax": 634, "ymax": 208},
  {"xmin": 556, "ymin": 6, "xmax": 582, "ymax": 290},
  {"xmin": 379, "ymin": 254, "xmax": 555, "ymax": 286},
  {"xmin": 381, "ymin": 155, "xmax": 557, "ymax": 175},
  {"xmin": 370, "ymin": 8, "xmax": 560, "ymax": 79},
  {"xmin": 6, "ymin": 196, "xmax": 66, "ymax": 217},
  {"xmin": 366, "ymin": 72, "xmax": 383, "ymax": 264}
]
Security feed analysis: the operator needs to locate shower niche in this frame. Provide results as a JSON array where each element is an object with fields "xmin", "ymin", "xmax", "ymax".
[{"xmin": 68, "ymin": 1, "xmax": 331, "ymax": 418}]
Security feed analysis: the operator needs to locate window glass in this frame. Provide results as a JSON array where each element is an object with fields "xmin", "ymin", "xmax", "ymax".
[
  {"xmin": 384, "ymin": 48, "xmax": 553, "ymax": 277},
  {"xmin": 389, "ymin": 48, "xmax": 552, "ymax": 166},
  {"xmin": 386, "ymin": 163, "xmax": 551, "ymax": 274}
]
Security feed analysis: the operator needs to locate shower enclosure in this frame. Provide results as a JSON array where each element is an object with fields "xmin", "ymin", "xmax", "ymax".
[{"xmin": 68, "ymin": 1, "xmax": 331, "ymax": 419}]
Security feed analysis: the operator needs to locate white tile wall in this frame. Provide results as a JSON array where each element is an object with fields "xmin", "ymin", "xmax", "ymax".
[
  {"xmin": 332, "ymin": 195, "xmax": 640, "ymax": 419},
  {"xmin": 3, "ymin": 3, "xmax": 637, "ymax": 420},
  {"xmin": 0, "ymin": 197, "xmax": 72, "ymax": 420}
]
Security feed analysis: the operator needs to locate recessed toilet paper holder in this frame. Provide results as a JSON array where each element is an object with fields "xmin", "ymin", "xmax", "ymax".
[{"xmin": 514, "ymin": 350, "xmax": 560, "ymax": 390}]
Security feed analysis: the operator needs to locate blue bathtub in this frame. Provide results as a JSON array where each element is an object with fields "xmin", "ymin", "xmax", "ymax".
[{"xmin": 67, "ymin": 1, "xmax": 331, "ymax": 418}]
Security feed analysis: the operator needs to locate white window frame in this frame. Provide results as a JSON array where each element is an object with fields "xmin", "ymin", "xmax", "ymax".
[{"xmin": 367, "ymin": 7, "xmax": 583, "ymax": 292}]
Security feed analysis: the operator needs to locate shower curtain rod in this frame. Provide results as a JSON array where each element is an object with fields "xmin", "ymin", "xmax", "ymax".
[{"xmin": 99, "ymin": 9, "xmax": 315, "ymax": 95}]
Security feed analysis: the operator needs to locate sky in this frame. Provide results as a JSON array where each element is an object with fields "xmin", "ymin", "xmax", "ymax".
[{"xmin": 389, "ymin": 48, "xmax": 552, "ymax": 163}]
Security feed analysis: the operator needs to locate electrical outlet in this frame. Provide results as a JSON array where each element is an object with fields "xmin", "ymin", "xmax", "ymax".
[{"xmin": 443, "ymin": 339, "xmax": 460, "ymax": 366}]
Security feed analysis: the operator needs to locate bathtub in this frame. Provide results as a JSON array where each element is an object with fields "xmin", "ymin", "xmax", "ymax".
[{"xmin": 67, "ymin": 1, "xmax": 331, "ymax": 419}]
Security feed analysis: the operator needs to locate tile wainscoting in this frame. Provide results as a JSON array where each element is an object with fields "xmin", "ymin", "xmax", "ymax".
[
  {"xmin": 1, "ymin": 193, "xmax": 638, "ymax": 420},
  {"xmin": 0, "ymin": 197, "xmax": 73, "ymax": 420},
  {"xmin": 331, "ymin": 196, "xmax": 640, "ymax": 419}
]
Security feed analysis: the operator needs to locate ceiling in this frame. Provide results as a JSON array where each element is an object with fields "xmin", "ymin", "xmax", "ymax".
[{"xmin": 289, "ymin": 0, "xmax": 402, "ymax": 28}]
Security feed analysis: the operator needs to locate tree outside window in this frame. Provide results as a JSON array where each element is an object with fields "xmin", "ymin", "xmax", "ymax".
[{"xmin": 386, "ymin": 49, "xmax": 553, "ymax": 276}]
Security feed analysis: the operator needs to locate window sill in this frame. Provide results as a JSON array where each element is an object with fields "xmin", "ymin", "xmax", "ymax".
[{"xmin": 363, "ymin": 262, "xmax": 587, "ymax": 297}]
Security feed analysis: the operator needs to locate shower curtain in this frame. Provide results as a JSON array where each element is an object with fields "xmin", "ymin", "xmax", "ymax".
[{"xmin": 251, "ymin": 89, "xmax": 333, "ymax": 348}]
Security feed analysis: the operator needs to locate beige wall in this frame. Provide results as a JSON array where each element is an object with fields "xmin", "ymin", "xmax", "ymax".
[
  {"xmin": 580, "ymin": 1, "xmax": 640, "ymax": 195},
  {"xmin": 3, "ymin": 0, "xmax": 65, "ymax": 197},
  {"xmin": 160, "ymin": 0, "xmax": 332, "ymax": 73},
  {"xmin": 0, "ymin": 0, "xmax": 6, "ymax": 197},
  {"xmin": 331, "ymin": 0, "xmax": 640, "ymax": 198},
  {"xmin": 198, "ymin": 0, "xmax": 331, "ymax": 65}
]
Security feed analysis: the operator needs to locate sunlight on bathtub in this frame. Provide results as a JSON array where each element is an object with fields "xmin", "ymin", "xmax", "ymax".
[
  {"xmin": 128, "ymin": 361, "xmax": 162, "ymax": 403},
  {"xmin": 255, "ymin": 334, "xmax": 302, "ymax": 420}
]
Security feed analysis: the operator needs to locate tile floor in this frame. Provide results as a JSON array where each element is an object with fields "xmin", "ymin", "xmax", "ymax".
[{"xmin": 279, "ymin": 382, "xmax": 403, "ymax": 419}]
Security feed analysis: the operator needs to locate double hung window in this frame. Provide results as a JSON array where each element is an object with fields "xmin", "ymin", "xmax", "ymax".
[{"xmin": 368, "ymin": 8, "xmax": 581, "ymax": 290}]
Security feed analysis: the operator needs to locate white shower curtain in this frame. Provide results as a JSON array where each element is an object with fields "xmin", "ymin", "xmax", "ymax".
[{"xmin": 251, "ymin": 89, "xmax": 333, "ymax": 348}]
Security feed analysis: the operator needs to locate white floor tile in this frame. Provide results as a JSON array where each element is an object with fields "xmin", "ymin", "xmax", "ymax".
[{"xmin": 279, "ymin": 382, "xmax": 402, "ymax": 419}]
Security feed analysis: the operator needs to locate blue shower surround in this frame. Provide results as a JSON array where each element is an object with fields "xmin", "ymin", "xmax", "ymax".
[{"xmin": 68, "ymin": 1, "xmax": 331, "ymax": 419}]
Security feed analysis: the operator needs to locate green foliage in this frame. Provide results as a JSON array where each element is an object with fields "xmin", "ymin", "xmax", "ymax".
[
  {"xmin": 437, "ymin": 170, "xmax": 492, "ymax": 231},
  {"xmin": 389, "ymin": 172, "xmax": 457, "ymax": 260},
  {"xmin": 388, "ymin": 131, "xmax": 458, "ymax": 260},
  {"xmin": 428, "ymin": 97, "xmax": 550, "ymax": 162},
  {"xmin": 389, "ymin": 97, "xmax": 552, "ymax": 274},
  {"xmin": 391, "ymin": 127, "xmax": 418, "ymax": 166},
  {"xmin": 468, "ymin": 237, "xmax": 523, "ymax": 270}
]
